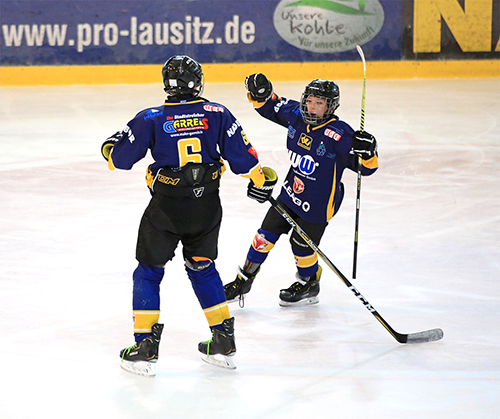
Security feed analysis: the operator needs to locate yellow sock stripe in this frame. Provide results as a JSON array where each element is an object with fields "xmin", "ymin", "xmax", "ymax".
[
  {"xmin": 294, "ymin": 252, "xmax": 318, "ymax": 268},
  {"xmin": 133, "ymin": 310, "xmax": 160, "ymax": 333},
  {"xmin": 203, "ymin": 302, "xmax": 230, "ymax": 327}
]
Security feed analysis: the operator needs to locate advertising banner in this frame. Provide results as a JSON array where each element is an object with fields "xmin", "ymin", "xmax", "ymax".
[
  {"xmin": 1, "ymin": 1, "xmax": 498, "ymax": 67},
  {"xmin": 403, "ymin": 0, "xmax": 500, "ymax": 59},
  {"xmin": 1, "ymin": 0, "xmax": 400, "ymax": 65}
]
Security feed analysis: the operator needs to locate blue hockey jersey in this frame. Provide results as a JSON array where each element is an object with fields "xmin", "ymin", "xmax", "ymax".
[
  {"xmin": 108, "ymin": 97, "xmax": 265, "ymax": 187},
  {"xmin": 255, "ymin": 95, "xmax": 378, "ymax": 223}
]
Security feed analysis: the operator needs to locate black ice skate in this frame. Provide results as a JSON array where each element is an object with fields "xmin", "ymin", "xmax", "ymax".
[
  {"xmin": 279, "ymin": 266, "xmax": 322, "ymax": 307},
  {"xmin": 120, "ymin": 323, "xmax": 164, "ymax": 377},
  {"xmin": 224, "ymin": 267, "xmax": 259, "ymax": 306},
  {"xmin": 198, "ymin": 317, "xmax": 236, "ymax": 370}
]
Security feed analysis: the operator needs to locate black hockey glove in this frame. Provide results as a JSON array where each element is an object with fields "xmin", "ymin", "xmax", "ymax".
[
  {"xmin": 247, "ymin": 167, "xmax": 278, "ymax": 203},
  {"xmin": 352, "ymin": 130, "xmax": 377, "ymax": 159},
  {"xmin": 101, "ymin": 131, "xmax": 123, "ymax": 161},
  {"xmin": 245, "ymin": 73, "xmax": 273, "ymax": 103}
]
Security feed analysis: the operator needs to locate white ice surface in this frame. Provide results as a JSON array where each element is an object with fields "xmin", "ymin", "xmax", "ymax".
[{"xmin": 0, "ymin": 78, "xmax": 499, "ymax": 419}]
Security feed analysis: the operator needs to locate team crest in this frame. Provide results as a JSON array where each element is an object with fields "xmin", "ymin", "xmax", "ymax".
[
  {"xmin": 316, "ymin": 141, "xmax": 326, "ymax": 156},
  {"xmin": 293, "ymin": 176, "xmax": 305, "ymax": 194},
  {"xmin": 298, "ymin": 133, "xmax": 313, "ymax": 150}
]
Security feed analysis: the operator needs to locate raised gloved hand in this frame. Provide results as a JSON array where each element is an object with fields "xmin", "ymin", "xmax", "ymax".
[
  {"xmin": 352, "ymin": 130, "xmax": 377, "ymax": 159},
  {"xmin": 101, "ymin": 131, "xmax": 123, "ymax": 161},
  {"xmin": 247, "ymin": 167, "xmax": 278, "ymax": 203},
  {"xmin": 245, "ymin": 73, "xmax": 273, "ymax": 103}
]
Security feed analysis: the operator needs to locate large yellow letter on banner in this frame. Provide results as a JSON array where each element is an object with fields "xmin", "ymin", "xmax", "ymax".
[{"xmin": 414, "ymin": 0, "xmax": 493, "ymax": 53}]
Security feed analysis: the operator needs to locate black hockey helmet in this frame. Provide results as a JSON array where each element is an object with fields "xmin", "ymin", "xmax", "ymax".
[
  {"xmin": 300, "ymin": 79, "xmax": 340, "ymax": 125},
  {"xmin": 162, "ymin": 55, "xmax": 204, "ymax": 98}
]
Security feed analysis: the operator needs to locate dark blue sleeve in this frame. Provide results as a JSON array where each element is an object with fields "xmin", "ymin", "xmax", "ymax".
[
  {"xmin": 255, "ymin": 96, "xmax": 302, "ymax": 128},
  {"xmin": 110, "ymin": 113, "xmax": 154, "ymax": 170},
  {"xmin": 217, "ymin": 107, "xmax": 261, "ymax": 176}
]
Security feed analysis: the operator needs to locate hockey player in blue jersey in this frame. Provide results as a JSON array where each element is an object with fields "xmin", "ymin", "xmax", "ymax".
[
  {"xmin": 224, "ymin": 74, "xmax": 378, "ymax": 307},
  {"xmin": 101, "ymin": 57, "xmax": 277, "ymax": 375}
]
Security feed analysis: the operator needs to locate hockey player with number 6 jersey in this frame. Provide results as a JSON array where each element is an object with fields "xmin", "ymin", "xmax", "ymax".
[
  {"xmin": 225, "ymin": 74, "xmax": 378, "ymax": 307},
  {"xmin": 101, "ymin": 56, "xmax": 277, "ymax": 376}
]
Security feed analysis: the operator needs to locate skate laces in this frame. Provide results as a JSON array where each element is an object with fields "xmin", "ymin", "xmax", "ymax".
[
  {"xmin": 201, "ymin": 335, "xmax": 214, "ymax": 355},
  {"xmin": 121, "ymin": 343, "xmax": 138, "ymax": 360},
  {"xmin": 232, "ymin": 275, "xmax": 246, "ymax": 308}
]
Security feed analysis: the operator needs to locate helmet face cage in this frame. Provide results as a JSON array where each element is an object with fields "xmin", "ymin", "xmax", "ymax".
[
  {"xmin": 300, "ymin": 79, "xmax": 340, "ymax": 125},
  {"xmin": 162, "ymin": 55, "xmax": 204, "ymax": 97}
]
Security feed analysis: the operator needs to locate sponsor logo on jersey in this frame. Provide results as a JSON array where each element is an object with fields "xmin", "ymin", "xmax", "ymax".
[
  {"xmin": 293, "ymin": 176, "xmax": 305, "ymax": 194},
  {"xmin": 203, "ymin": 104, "xmax": 225, "ymax": 113},
  {"xmin": 283, "ymin": 179, "xmax": 310, "ymax": 212},
  {"xmin": 274, "ymin": 97, "xmax": 289, "ymax": 113},
  {"xmin": 226, "ymin": 120, "xmax": 242, "ymax": 137},
  {"xmin": 123, "ymin": 125, "xmax": 135, "ymax": 143},
  {"xmin": 287, "ymin": 125, "xmax": 296, "ymax": 139},
  {"xmin": 248, "ymin": 146, "xmax": 258, "ymax": 160},
  {"xmin": 298, "ymin": 133, "xmax": 313, "ymax": 150},
  {"xmin": 324, "ymin": 128, "xmax": 342, "ymax": 141},
  {"xmin": 143, "ymin": 109, "xmax": 163, "ymax": 121},
  {"xmin": 288, "ymin": 151, "xmax": 319, "ymax": 176},
  {"xmin": 163, "ymin": 117, "xmax": 209, "ymax": 133}
]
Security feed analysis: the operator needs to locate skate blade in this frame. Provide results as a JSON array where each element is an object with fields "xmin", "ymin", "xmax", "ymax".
[
  {"xmin": 279, "ymin": 296, "xmax": 319, "ymax": 307},
  {"xmin": 200, "ymin": 353, "xmax": 236, "ymax": 370},
  {"xmin": 226, "ymin": 293, "xmax": 248, "ymax": 305},
  {"xmin": 120, "ymin": 359, "xmax": 156, "ymax": 377}
]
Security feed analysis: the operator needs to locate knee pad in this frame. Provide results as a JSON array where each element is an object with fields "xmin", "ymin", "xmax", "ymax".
[
  {"xmin": 290, "ymin": 232, "xmax": 310, "ymax": 252},
  {"xmin": 185, "ymin": 256, "xmax": 213, "ymax": 271}
]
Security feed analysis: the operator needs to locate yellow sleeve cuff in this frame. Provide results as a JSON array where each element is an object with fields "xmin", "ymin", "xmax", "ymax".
[
  {"xmin": 247, "ymin": 92, "xmax": 266, "ymax": 109},
  {"xmin": 241, "ymin": 164, "xmax": 265, "ymax": 187},
  {"xmin": 108, "ymin": 151, "xmax": 116, "ymax": 171},
  {"xmin": 362, "ymin": 154, "xmax": 378, "ymax": 169}
]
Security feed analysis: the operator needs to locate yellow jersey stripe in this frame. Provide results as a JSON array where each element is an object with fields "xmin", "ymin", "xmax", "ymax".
[{"xmin": 326, "ymin": 163, "xmax": 337, "ymax": 221}]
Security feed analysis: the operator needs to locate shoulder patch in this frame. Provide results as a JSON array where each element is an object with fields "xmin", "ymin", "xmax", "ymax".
[
  {"xmin": 203, "ymin": 104, "xmax": 225, "ymax": 113},
  {"xmin": 324, "ymin": 128, "xmax": 343, "ymax": 141}
]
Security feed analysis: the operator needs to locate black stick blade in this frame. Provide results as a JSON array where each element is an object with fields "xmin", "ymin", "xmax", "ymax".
[{"xmin": 405, "ymin": 328, "xmax": 444, "ymax": 344}]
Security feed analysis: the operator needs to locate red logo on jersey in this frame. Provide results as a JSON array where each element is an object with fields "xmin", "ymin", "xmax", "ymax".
[
  {"xmin": 248, "ymin": 146, "xmax": 258, "ymax": 160},
  {"xmin": 324, "ymin": 128, "xmax": 342, "ymax": 141},
  {"xmin": 293, "ymin": 176, "xmax": 305, "ymax": 194},
  {"xmin": 203, "ymin": 104, "xmax": 225, "ymax": 113}
]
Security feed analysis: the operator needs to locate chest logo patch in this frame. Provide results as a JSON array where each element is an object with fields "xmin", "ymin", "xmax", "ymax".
[
  {"xmin": 298, "ymin": 133, "xmax": 313, "ymax": 150},
  {"xmin": 293, "ymin": 177, "xmax": 305, "ymax": 194},
  {"xmin": 317, "ymin": 141, "xmax": 327, "ymax": 156}
]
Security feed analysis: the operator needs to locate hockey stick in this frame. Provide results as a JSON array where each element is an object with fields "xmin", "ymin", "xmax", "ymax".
[
  {"xmin": 352, "ymin": 44, "xmax": 366, "ymax": 280},
  {"xmin": 269, "ymin": 197, "xmax": 444, "ymax": 344}
]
